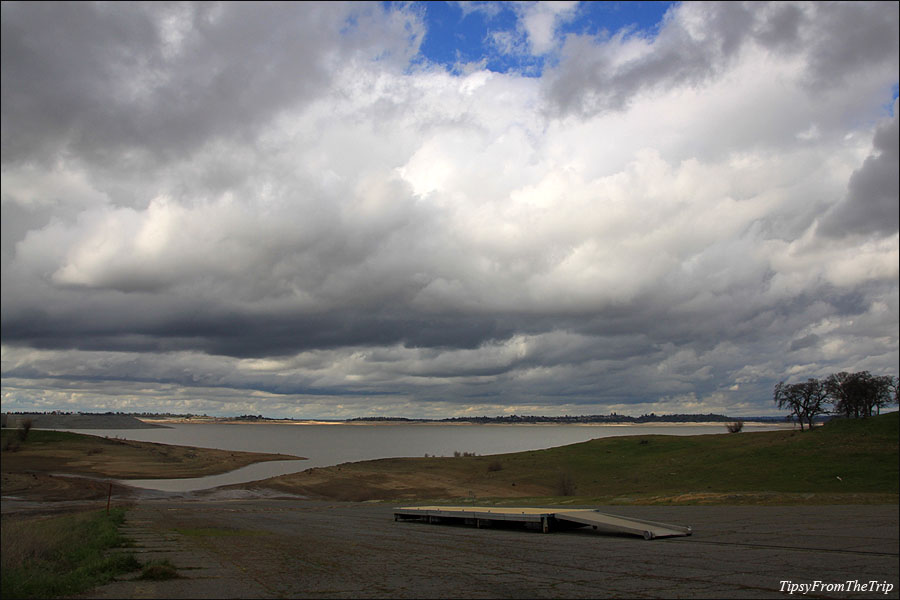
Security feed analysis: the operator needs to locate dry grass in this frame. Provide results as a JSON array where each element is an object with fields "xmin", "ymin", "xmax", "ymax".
[
  {"xmin": 1, "ymin": 429, "xmax": 303, "ymax": 478},
  {"xmin": 0, "ymin": 429, "xmax": 306, "ymax": 502},
  {"xmin": 138, "ymin": 560, "xmax": 179, "ymax": 581}
]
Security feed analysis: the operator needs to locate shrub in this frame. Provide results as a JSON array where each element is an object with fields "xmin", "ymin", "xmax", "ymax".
[
  {"xmin": 726, "ymin": 421, "xmax": 744, "ymax": 433},
  {"xmin": 138, "ymin": 560, "xmax": 179, "ymax": 581},
  {"xmin": 17, "ymin": 418, "xmax": 32, "ymax": 442},
  {"xmin": 556, "ymin": 472, "xmax": 577, "ymax": 496},
  {"xmin": 487, "ymin": 461, "xmax": 503, "ymax": 472}
]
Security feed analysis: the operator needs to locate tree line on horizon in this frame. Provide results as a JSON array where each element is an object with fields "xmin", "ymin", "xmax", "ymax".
[{"xmin": 774, "ymin": 370, "xmax": 898, "ymax": 431}]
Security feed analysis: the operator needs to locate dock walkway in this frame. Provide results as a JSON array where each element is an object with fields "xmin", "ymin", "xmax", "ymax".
[{"xmin": 394, "ymin": 506, "xmax": 692, "ymax": 539}]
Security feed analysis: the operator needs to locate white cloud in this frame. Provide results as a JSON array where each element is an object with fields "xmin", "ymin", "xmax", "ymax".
[
  {"xmin": 1, "ymin": 2, "xmax": 897, "ymax": 417},
  {"xmin": 517, "ymin": 1, "xmax": 579, "ymax": 55}
]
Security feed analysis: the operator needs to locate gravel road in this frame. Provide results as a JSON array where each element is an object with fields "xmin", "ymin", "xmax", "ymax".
[{"xmin": 80, "ymin": 500, "xmax": 898, "ymax": 599}]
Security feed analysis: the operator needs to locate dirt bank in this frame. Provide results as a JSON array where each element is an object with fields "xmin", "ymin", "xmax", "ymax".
[
  {"xmin": 3, "ymin": 413, "xmax": 165, "ymax": 429},
  {"xmin": 1, "ymin": 430, "xmax": 304, "ymax": 502}
]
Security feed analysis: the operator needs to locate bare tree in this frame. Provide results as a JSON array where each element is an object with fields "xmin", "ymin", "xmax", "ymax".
[{"xmin": 774, "ymin": 379, "xmax": 828, "ymax": 430}]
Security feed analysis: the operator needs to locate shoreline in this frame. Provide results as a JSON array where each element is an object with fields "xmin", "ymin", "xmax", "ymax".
[{"xmin": 138, "ymin": 418, "xmax": 795, "ymax": 427}]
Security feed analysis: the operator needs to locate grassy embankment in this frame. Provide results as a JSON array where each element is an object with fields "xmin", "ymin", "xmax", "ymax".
[
  {"xmin": 0, "ymin": 508, "xmax": 139, "ymax": 599},
  {"xmin": 1, "ymin": 429, "xmax": 304, "ymax": 501},
  {"xmin": 249, "ymin": 412, "xmax": 899, "ymax": 504}
]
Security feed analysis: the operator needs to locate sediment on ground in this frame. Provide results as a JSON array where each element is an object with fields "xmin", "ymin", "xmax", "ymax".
[{"xmin": 1, "ymin": 430, "xmax": 304, "ymax": 502}]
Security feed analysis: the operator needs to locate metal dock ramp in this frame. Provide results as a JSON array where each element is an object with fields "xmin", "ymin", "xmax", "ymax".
[{"xmin": 394, "ymin": 506, "xmax": 691, "ymax": 540}]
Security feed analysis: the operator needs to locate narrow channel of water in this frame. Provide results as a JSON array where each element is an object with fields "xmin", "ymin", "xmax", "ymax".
[{"xmin": 119, "ymin": 459, "xmax": 308, "ymax": 492}]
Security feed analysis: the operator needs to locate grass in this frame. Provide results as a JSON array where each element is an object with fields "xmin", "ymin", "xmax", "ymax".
[
  {"xmin": 138, "ymin": 559, "xmax": 179, "ymax": 581},
  {"xmin": 0, "ymin": 508, "xmax": 140, "ymax": 599},
  {"xmin": 499, "ymin": 413, "xmax": 898, "ymax": 502},
  {"xmin": 520, "ymin": 413, "xmax": 900, "ymax": 498},
  {"xmin": 294, "ymin": 412, "xmax": 899, "ymax": 504},
  {"xmin": 0, "ymin": 428, "xmax": 91, "ymax": 446}
]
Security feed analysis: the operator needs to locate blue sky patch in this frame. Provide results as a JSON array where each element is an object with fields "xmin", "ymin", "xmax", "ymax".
[{"xmin": 410, "ymin": 1, "xmax": 675, "ymax": 74}]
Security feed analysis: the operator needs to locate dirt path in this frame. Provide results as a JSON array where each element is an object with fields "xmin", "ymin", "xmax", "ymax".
[
  {"xmin": 80, "ymin": 500, "xmax": 898, "ymax": 599},
  {"xmin": 75, "ymin": 502, "xmax": 274, "ymax": 599}
]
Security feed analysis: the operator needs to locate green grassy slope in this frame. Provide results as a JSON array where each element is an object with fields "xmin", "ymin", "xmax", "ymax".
[
  {"xmin": 344, "ymin": 413, "xmax": 898, "ymax": 504},
  {"xmin": 473, "ymin": 413, "xmax": 899, "ymax": 502}
]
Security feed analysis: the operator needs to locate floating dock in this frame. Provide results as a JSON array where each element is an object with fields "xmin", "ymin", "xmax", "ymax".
[{"xmin": 394, "ymin": 506, "xmax": 692, "ymax": 540}]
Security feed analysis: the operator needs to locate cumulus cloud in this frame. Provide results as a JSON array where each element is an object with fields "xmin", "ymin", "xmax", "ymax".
[
  {"xmin": 1, "ymin": 1, "xmax": 897, "ymax": 418},
  {"xmin": 818, "ymin": 108, "xmax": 899, "ymax": 238},
  {"xmin": 544, "ymin": 2, "xmax": 898, "ymax": 119},
  {"xmin": 1, "ymin": 2, "xmax": 423, "ymax": 168}
]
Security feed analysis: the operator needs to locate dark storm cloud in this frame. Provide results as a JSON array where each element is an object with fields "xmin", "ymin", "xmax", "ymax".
[
  {"xmin": 803, "ymin": 1, "xmax": 899, "ymax": 89},
  {"xmin": 818, "ymin": 112, "xmax": 899, "ymax": 238},
  {"xmin": 789, "ymin": 333, "xmax": 820, "ymax": 352},
  {"xmin": 544, "ymin": 2, "xmax": 899, "ymax": 119},
  {"xmin": 544, "ymin": 1, "xmax": 754, "ymax": 117},
  {"xmin": 0, "ymin": 302, "xmax": 505, "ymax": 356},
  {"xmin": 1, "ymin": 2, "xmax": 419, "ymax": 168}
]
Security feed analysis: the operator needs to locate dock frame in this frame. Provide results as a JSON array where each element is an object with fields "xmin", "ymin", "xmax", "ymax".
[{"xmin": 394, "ymin": 506, "xmax": 692, "ymax": 540}]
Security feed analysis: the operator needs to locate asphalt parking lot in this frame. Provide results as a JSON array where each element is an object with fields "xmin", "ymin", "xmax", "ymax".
[{"xmin": 79, "ymin": 500, "xmax": 898, "ymax": 599}]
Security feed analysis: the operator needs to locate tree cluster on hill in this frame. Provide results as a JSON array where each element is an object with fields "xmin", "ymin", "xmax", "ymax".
[{"xmin": 774, "ymin": 371, "xmax": 898, "ymax": 430}]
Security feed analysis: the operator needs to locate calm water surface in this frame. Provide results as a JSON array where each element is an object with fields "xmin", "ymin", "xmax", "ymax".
[{"xmin": 65, "ymin": 422, "xmax": 788, "ymax": 491}]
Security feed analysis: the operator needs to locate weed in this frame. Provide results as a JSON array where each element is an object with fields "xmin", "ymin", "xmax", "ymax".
[
  {"xmin": 726, "ymin": 421, "xmax": 744, "ymax": 433},
  {"xmin": 17, "ymin": 418, "xmax": 32, "ymax": 442},
  {"xmin": 1, "ymin": 508, "xmax": 139, "ymax": 599},
  {"xmin": 556, "ymin": 472, "xmax": 577, "ymax": 496},
  {"xmin": 138, "ymin": 559, "xmax": 179, "ymax": 581}
]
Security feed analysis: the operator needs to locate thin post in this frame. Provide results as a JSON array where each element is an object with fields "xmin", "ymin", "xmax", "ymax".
[{"xmin": 106, "ymin": 482, "xmax": 112, "ymax": 515}]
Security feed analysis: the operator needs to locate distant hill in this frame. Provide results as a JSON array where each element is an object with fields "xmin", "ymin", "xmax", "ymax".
[
  {"xmin": 2, "ymin": 413, "xmax": 166, "ymax": 429},
  {"xmin": 347, "ymin": 413, "xmax": 800, "ymax": 424}
]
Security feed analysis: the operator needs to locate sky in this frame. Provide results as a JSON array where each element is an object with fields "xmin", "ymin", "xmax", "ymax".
[{"xmin": 1, "ymin": 1, "xmax": 898, "ymax": 420}]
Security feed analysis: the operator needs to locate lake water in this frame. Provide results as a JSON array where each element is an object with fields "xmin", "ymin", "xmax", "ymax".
[{"xmin": 61, "ymin": 422, "xmax": 790, "ymax": 492}]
